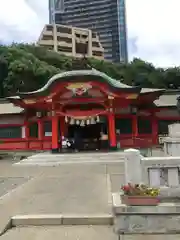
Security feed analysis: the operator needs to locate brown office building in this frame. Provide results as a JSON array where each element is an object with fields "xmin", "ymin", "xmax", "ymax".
[{"xmin": 37, "ymin": 24, "xmax": 104, "ymax": 60}]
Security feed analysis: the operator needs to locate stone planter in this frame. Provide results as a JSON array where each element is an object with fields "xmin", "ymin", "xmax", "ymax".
[{"xmin": 121, "ymin": 195, "xmax": 159, "ymax": 206}]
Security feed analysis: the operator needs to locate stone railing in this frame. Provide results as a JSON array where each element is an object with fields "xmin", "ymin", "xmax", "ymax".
[
  {"xmin": 112, "ymin": 192, "xmax": 180, "ymax": 234},
  {"xmin": 142, "ymin": 156, "xmax": 180, "ymax": 187},
  {"xmin": 112, "ymin": 148, "xmax": 180, "ymax": 235},
  {"xmin": 124, "ymin": 149, "xmax": 180, "ymax": 187}
]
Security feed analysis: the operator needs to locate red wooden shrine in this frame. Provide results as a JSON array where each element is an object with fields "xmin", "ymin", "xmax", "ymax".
[{"xmin": 0, "ymin": 69, "xmax": 179, "ymax": 152}]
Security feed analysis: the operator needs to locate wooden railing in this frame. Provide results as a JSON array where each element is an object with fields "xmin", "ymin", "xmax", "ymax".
[
  {"xmin": 0, "ymin": 139, "xmax": 52, "ymax": 150},
  {"xmin": 0, "ymin": 134, "xmax": 155, "ymax": 151},
  {"xmin": 119, "ymin": 134, "xmax": 154, "ymax": 148}
]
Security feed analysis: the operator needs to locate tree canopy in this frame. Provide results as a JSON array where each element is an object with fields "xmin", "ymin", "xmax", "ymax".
[{"xmin": 0, "ymin": 43, "xmax": 179, "ymax": 97}]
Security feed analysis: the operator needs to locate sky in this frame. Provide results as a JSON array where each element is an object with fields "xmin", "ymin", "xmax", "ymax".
[{"xmin": 0, "ymin": 0, "xmax": 179, "ymax": 67}]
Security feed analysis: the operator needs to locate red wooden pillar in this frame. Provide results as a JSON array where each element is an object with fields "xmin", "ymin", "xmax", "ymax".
[
  {"xmin": 59, "ymin": 117, "xmax": 65, "ymax": 149},
  {"xmin": 108, "ymin": 112, "xmax": 117, "ymax": 150},
  {"xmin": 52, "ymin": 116, "xmax": 59, "ymax": 153},
  {"xmin": 24, "ymin": 121, "xmax": 29, "ymax": 149},
  {"xmin": 60, "ymin": 117, "xmax": 65, "ymax": 137},
  {"xmin": 24, "ymin": 111, "xmax": 29, "ymax": 149},
  {"xmin": 38, "ymin": 119, "xmax": 43, "ymax": 149},
  {"xmin": 132, "ymin": 115, "xmax": 138, "ymax": 146},
  {"xmin": 38, "ymin": 120, "xmax": 43, "ymax": 140},
  {"xmin": 24, "ymin": 122, "xmax": 29, "ymax": 139},
  {"xmin": 152, "ymin": 114, "xmax": 158, "ymax": 145}
]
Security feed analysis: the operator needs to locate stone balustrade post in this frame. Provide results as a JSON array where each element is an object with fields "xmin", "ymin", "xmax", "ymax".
[
  {"xmin": 124, "ymin": 148, "xmax": 143, "ymax": 184},
  {"xmin": 163, "ymin": 123, "xmax": 180, "ymax": 156}
]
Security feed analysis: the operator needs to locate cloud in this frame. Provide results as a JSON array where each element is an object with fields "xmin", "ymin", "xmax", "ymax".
[
  {"xmin": 0, "ymin": 0, "xmax": 48, "ymax": 43},
  {"xmin": 0, "ymin": 0, "xmax": 180, "ymax": 67},
  {"xmin": 127, "ymin": 0, "xmax": 180, "ymax": 67}
]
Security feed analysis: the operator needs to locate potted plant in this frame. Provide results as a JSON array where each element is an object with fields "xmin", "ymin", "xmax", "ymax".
[{"xmin": 121, "ymin": 183, "xmax": 160, "ymax": 206}]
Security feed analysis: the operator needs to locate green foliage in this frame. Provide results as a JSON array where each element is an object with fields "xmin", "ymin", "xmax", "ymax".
[{"xmin": 0, "ymin": 43, "xmax": 179, "ymax": 97}]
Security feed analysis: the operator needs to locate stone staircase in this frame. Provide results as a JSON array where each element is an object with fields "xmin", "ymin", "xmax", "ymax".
[{"xmin": 15, "ymin": 151, "xmax": 125, "ymax": 166}]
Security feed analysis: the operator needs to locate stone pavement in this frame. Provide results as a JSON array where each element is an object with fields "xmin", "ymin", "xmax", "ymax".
[
  {"xmin": 4, "ymin": 173, "xmax": 111, "ymax": 215},
  {"xmin": 0, "ymin": 155, "xmax": 180, "ymax": 239},
  {"xmin": 15, "ymin": 152, "xmax": 125, "ymax": 166},
  {"xmin": 0, "ymin": 155, "xmax": 125, "ymax": 238},
  {"xmin": 122, "ymin": 235, "xmax": 180, "ymax": 240},
  {"xmin": 1, "ymin": 226, "xmax": 117, "ymax": 240},
  {"xmin": 1, "ymin": 227, "xmax": 180, "ymax": 240},
  {"xmin": 0, "ymin": 177, "xmax": 30, "ymax": 199}
]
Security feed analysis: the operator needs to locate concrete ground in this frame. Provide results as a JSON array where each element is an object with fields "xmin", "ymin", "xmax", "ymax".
[
  {"xmin": 122, "ymin": 235, "xmax": 180, "ymax": 240},
  {"xmin": 0, "ymin": 154, "xmax": 177, "ymax": 239},
  {"xmin": 1, "ymin": 227, "xmax": 180, "ymax": 240},
  {"xmin": 1, "ymin": 226, "xmax": 117, "ymax": 240},
  {"xmin": 0, "ymin": 156, "xmax": 124, "ymax": 239}
]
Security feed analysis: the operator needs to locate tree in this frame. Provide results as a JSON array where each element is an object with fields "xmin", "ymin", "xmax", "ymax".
[{"xmin": 0, "ymin": 43, "xmax": 179, "ymax": 98}]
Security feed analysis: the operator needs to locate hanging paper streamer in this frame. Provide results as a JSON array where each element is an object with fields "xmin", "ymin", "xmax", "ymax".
[
  {"xmin": 96, "ymin": 116, "xmax": 100, "ymax": 122},
  {"xmin": 64, "ymin": 115, "xmax": 102, "ymax": 125},
  {"xmin": 70, "ymin": 118, "xmax": 74, "ymax": 125},
  {"xmin": 90, "ymin": 118, "xmax": 95, "ymax": 124},
  {"xmin": 80, "ymin": 120, "xmax": 85, "ymax": 126},
  {"xmin": 76, "ymin": 120, "xmax": 80, "ymax": 125}
]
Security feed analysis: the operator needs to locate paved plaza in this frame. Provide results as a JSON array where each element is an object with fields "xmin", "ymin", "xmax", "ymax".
[
  {"xmin": 2, "ymin": 227, "xmax": 180, "ymax": 240},
  {"xmin": 0, "ymin": 153, "xmax": 179, "ymax": 239},
  {"xmin": 0, "ymin": 153, "xmax": 124, "ymax": 239}
]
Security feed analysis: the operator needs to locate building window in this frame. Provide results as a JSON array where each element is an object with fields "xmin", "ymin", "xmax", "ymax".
[
  {"xmin": 92, "ymin": 41, "xmax": 100, "ymax": 48},
  {"xmin": 0, "ymin": 126, "xmax": 22, "ymax": 139},
  {"xmin": 42, "ymin": 35, "xmax": 53, "ymax": 41},
  {"xmin": 57, "ymin": 36, "xmax": 72, "ymax": 43},
  {"xmin": 58, "ymin": 46, "xmax": 72, "ymax": 53},
  {"xmin": 138, "ymin": 117, "xmax": 152, "ymax": 134},
  {"xmin": 158, "ymin": 120, "xmax": 180, "ymax": 135},
  {"xmin": 46, "ymin": 25, "xmax": 53, "ymax": 31},
  {"xmin": 115, "ymin": 118, "xmax": 132, "ymax": 134},
  {"xmin": 92, "ymin": 32, "xmax": 96, "ymax": 38},
  {"xmin": 29, "ymin": 122, "xmax": 38, "ymax": 138},
  {"xmin": 57, "ymin": 26, "xmax": 72, "ymax": 34},
  {"xmin": 43, "ymin": 121, "xmax": 52, "ymax": 137},
  {"xmin": 93, "ymin": 51, "xmax": 103, "ymax": 57}
]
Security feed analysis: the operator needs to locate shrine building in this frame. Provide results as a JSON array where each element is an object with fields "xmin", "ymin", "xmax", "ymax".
[{"xmin": 0, "ymin": 69, "xmax": 180, "ymax": 152}]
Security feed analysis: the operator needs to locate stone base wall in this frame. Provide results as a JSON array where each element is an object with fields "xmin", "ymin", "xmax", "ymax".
[
  {"xmin": 114, "ymin": 214, "xmax": 180, "ymax": 234},
  {"xmin": 112, "ymin": 192, "xmax": 180, "ymax": 234}
]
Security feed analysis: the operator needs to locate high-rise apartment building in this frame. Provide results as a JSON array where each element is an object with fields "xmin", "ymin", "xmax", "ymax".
[
  {"xmin": 48, "ymin": 0, "xmax": 128, "ymax": 63},
  {"xmin": 49, "ymin": 0, "xmax": 64, "ymax": 24}
]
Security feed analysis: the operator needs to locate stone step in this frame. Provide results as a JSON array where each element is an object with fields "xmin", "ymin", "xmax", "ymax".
[
  {"xmin": 23, "ymin": 157, "xmax": 124, "ymax": 161},
  {"xmin": 11, "ymin": 214, "xmax": 113, "ymax": 226},
  {"xmin": 15, "ymin": 160, "xmax": 124, "ymax": 166},
  {"xmin": 15, "ymin": 152, "xmax": 125, "ymax": 166},
  {"xmin": 28, "ymin": 152, "xmax": 124, "ymax": 158}
]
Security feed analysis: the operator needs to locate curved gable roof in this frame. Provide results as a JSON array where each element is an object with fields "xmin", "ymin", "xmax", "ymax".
[
  {"xmin": 11, "ymin": 69, "xmax": 140, "ymax": 97},
  {"xmin": 32, "ymin": 69, "xmax": 133, "ymax": 94}
]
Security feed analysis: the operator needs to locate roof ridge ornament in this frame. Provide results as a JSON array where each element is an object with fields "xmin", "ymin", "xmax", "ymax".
[
  {"xmin": 71, "ymin": 36, "xmax": 94, "ymax": 71},
  {"xmin": 71, "ymin": 57, "xmax": 92, "ymax": 71}
]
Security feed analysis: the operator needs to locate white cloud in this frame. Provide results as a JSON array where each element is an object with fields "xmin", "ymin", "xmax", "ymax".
[
  {"xmin": 0, "ymin": 0, "xmax": 180, "ymax": 67},
  {"xmin": 0, "ymin": 0, "xmax": 48, "ymax": 43},
  {"xmin": 127, "ymin": 0, "xmax": 180, "ymax": 67}
]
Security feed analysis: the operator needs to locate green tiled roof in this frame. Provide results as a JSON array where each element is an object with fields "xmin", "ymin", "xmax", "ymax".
[
  {"xmin": 17, "ymin": 69, "xmax": 135, "ymax": 96},
  {"xmin": 8, "ymin": 69, "xmax": 165, "ymax": 100}
]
